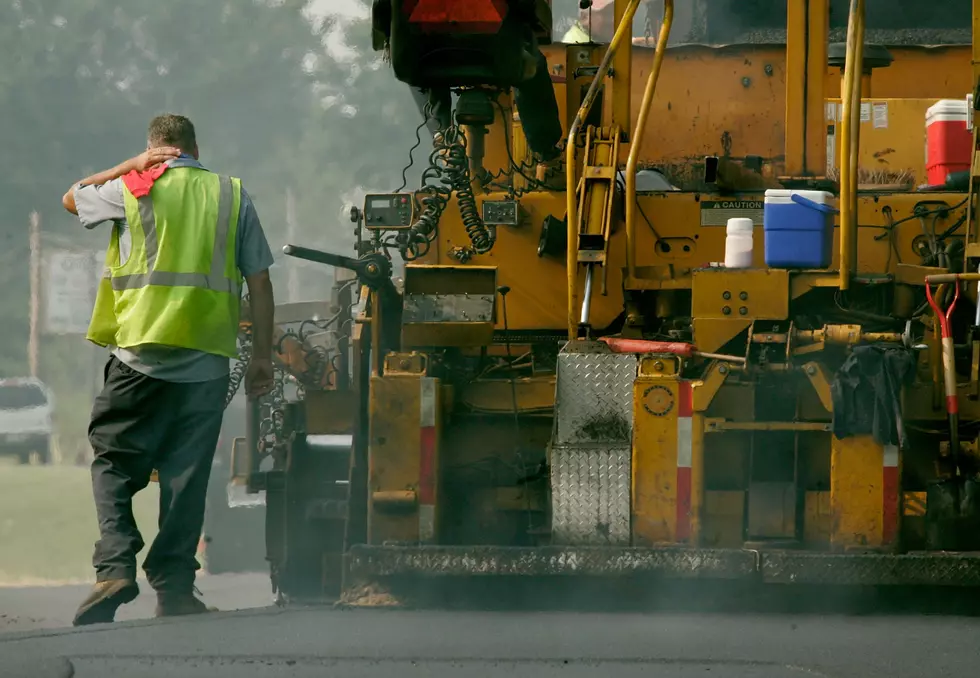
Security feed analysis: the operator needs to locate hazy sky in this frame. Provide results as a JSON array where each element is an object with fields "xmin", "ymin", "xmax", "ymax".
[
  {"xmin": 312, "ymin": 0, "xmax": 368, "ymax": 17},
  {"xmin": 309, "ymin": 0, "xmax": 369, "ymax": 59}
]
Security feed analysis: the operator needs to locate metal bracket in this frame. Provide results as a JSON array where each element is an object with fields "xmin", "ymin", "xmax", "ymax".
[
  {"xmin": 802, "ymin": 362, "xmax": 834, "ymax": 413},
  {"xmin": 383, "ymin": 352, "xmax": 429, "ymax": 376}
]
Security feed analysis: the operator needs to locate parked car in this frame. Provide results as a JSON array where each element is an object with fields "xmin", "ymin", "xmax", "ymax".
[{"xmin": 0, "ymin": 377, "xmax": 54, "ymax": 465}]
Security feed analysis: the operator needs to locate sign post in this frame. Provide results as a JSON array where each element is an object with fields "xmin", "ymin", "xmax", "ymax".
[{"xmin": 28, "ymin": 213, "xmax": 41, "ymax": 377}]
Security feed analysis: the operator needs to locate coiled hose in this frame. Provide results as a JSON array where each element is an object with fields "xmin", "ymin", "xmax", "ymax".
[
  {"xmin": 401, "ymin": 124, "xmax": 495, "ymax": 261},
  {"xmin": 455, "ymin": 161, "xmax": 494, "ymax": 255}
]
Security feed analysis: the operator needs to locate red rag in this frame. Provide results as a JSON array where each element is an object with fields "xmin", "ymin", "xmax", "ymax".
[{"xmin": 121, "ymin": 164, "xmax": 169, "ymax": 198}]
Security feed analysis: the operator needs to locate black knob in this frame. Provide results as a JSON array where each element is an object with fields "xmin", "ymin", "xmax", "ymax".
[{"xmin": 497, "ymin": 285, "xmax": 511, "ymax": 296}]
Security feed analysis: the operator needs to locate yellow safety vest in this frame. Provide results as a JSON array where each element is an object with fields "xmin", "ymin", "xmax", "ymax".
[
  {"xmin": 562, "ymin": 22, "xmax": 593, "ymax": 44},
  {"xmin": 87, "ymin": 168, "xmax": 244, "ymax": 358}
]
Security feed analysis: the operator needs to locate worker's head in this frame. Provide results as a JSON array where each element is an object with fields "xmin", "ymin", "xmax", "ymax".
[
  {"xmin": 579, "ymin": 0, "xmax": 615, "ymax": 42},
  {"xmin": 147, "ymin": 114, "xmax": 199, "ymax": 159}
]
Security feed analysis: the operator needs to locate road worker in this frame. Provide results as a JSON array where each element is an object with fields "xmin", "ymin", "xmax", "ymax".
[
  {"xmin": 563, "ymin": 0, "xmax": 669, "ymax": 45},
  {"xmin": 61, "ymin": 113, "xmax": 276, "ymax": 625},
  {"xmin": 562, "ymin": 0, "xmax": 615, "ymax": 43}
]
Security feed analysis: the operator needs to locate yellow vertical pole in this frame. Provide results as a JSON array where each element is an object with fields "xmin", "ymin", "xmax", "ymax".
[
  {"xmin": 370, "ymin": 291, "xmax": 382, "ymax": 377},
  {"xmin": 565, "ymin": 0, "xmax": 643, "ymax": 339},
  {"xmin": 786, "ymin": 0, "xmax": 830, "ymax": 177},
  {"xmin": 846, "ymin": 4, "xmax": 865, "ymax": 279},
  {"xmin": 784, "ymin": 0, "xmax": 807, "ymax": 177},
  {"xmin": 838, "ymin": 0, "xmax": 864, "ymax": 291},
  {"xmin": 612, "ymin": 0, "xmax": 633, "ymax": 136},
  {"xmin": 690, "ymin": 412, "xmax": 705, "ymax": 545},
  {"xmin": 625, "ymin": 0, "xmax": 673, "ymax": 280},
  {"xmin": 807, "ymin": 0, "xmax": 830, "ymax": 176}
]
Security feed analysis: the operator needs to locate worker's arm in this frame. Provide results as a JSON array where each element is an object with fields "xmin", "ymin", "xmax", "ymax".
[
  {"xmin": 245, "ymin": 269, "xmax": 275, "ymax": 397},
  {"xmin": 236, "ymin": 186, "xmax": 277, "ymax": 398},
  {"xmin": 62, "ymin": 146, "xmax": 181, "ymax": 215},
  {"xmin": 246, "ymin": 270, "xmax": 274, "ymax": 359}
]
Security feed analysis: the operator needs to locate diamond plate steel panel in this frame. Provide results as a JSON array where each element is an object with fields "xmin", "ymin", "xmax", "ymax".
[
  {"xmin": 347, "ymin": 545, "xmax": 759, "ymax": 579},
  {"xmin": 761, "ymin": 552, "xmax": 980, "ymax": 586},
  {"xmin": 555, "ymin": 342, "xmax": 636, "ymax": 445},
  {"xmin": 348, "ymin": 546, "xmax": 980, "ymax": 587},
  {"xmin": 551, "ymin": 444, "xmax": 631, "ymax": 545}
]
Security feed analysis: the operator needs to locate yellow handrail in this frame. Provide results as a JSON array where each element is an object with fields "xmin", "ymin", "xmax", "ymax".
[
  {"xmin": 839, "ymin": 0, "xmax": 865, "ymax": 291},
  {"xmin": 565, "ymin": 0, "xmax": 643, "ymax": 340},
  {"xmin": 625, "ymin": 0, "xmax": 673, "ymax": 279}
]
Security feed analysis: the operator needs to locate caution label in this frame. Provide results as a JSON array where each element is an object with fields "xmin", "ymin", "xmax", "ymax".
[{"xmin": 699, "ymin": 200, "xmax": 764, "ymax": 227}]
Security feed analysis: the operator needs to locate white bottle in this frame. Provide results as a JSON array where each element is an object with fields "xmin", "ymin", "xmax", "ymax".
[{"xmin": 724, "ymin": 217, "xmax": 754, "ymax": 269}]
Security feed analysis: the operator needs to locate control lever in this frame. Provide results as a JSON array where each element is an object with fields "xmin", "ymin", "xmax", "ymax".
[{"xmin": 282, "ymin": 245, "xmax": 392, "ymax": 290}]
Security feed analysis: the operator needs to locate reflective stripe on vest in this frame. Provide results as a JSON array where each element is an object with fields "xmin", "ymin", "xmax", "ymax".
[{"xmin": 108, "ymin": 174, "xmax": 237, "ymax": 293}]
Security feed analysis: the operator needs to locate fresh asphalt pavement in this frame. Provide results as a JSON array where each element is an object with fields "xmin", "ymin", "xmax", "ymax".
[
  {"xmin": 1, "ymin": 575, "xmax": 980, "ymax": 678},
  {"xmin": 0, "ymin": 573, "xmax": 273, "ymax": 633}
]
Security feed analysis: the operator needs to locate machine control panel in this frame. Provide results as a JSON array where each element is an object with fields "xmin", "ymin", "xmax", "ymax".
[
  {"xmin": 363, "ymin": 193, "xmax": 414, "ymax": 230},
  {"xmin": 482, "ymin": 200, "xmax": 520, "ymax": 226}
]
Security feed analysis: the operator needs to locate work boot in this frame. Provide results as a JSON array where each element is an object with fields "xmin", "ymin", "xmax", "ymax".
[
  {"xmin": 535, "ymin": 154, "xmax": 566, "ymax": 192},
  {"xmin": 155, "ymin": 588, "xmax": 218, "ymax": 618},
  {"xmin": 72, "ymin": 578, "xmax": 139, "ymax": 626}
]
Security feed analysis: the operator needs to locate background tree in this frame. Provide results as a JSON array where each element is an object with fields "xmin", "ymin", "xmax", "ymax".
[
  {"xmin": 0, "ymin": 1, "xmax": 424, "ymax": 453},
  {"xmin": 1, "ymin": 0, "xmax": 570, "ymax": 455}
]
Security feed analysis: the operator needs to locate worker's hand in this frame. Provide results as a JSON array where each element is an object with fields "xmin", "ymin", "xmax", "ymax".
[
  {"xmin": 245, "ymin": 358, "xmax": 275, "ymax": 398},
  {"xmin": 131, "ymin": 146, "xmax": 182, "ymax": 173}
]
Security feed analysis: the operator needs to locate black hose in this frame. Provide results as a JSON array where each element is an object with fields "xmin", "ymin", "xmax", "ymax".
[
  {"xmin": 401, "ymin": 124, "xmax": 495, "ymax": 260},
  {"xmin": 400, "ymin": 133, "xmax": 457, "ymax": 260},
  {"xmin": 455, "ymin": 158, "xmax": 494, "ymax": 254}
]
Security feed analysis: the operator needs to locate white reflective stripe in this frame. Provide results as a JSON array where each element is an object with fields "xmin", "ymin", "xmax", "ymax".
[
  {"xmin": 211, "ymin": 175, "xmax": 233, "ymax": 279},
  {"xmin": 111, "ymin": 270, "xmax": 240, "ymax": 293},
  {"xmin": 116, "ymin": 174, "xmax": 238, "ymax": 294},
  {"xmin": 883, "ymin": 444, "xmax": 899, "ymax": 468},
  {"xmin": 420, "ymin": 377, "xmax": 436, "ymax": 427},
  {"xmin": 138, "ymin": 196, "xmax": 158, "ymax": 268},
  {"xmin": 676, "ymin": 416, "xmax": 693, "ymax": 468}
]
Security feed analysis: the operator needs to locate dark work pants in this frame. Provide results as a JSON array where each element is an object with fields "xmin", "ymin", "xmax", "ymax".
[
  {"xmin": 410, "ymin": 49, "xmax": 563, "ymax": 161},
  {"xmin": 88, "ymin": 356, "xmax": 228, "ymax": 594}
]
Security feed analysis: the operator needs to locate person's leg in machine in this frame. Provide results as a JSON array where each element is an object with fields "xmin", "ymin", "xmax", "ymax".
[
  {"xmin": 409, "ymin": 86, "xmax": 453, "ymax": 138},
  {"xmin": 410, "ymin": 50, "xmax": 564, "ymax": 187},
  {"xmin": 73, "ymin": 357, "xmax": 173, "ymax": 626},
  {"xmin": 142, "ymin": 375, "xmax": 228, "ymax": 617},
  {"xmin": 513, "ymin": 49, "xmax": 565, "ymax": 189}
]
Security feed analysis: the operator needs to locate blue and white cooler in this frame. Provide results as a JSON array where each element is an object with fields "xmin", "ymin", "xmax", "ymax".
[{"xmin": 763, "ymin": 189, "xmax": 838, "ymax": 269}]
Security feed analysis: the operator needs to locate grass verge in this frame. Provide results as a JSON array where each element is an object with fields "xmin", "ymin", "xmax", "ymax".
[{"xmin": 0, "ymin": 461, "xmax": 159, "ymax": 585}]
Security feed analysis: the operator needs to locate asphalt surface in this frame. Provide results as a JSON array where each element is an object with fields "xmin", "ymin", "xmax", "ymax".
[
  {"xmin": 0, "ymin": 573, "xmax": 273, "ymax": 633},
  {"xmin": 2, "ymin": 578, "xmax": 980, "ymax": 678}
]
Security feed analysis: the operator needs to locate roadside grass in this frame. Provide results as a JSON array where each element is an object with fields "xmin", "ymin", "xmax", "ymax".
[{"xmin": 0, "ymin": 459, "xmax": 159, "ymax": 585}]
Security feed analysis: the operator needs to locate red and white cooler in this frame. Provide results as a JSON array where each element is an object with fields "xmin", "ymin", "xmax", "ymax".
[{"xmin": 926, "ymin": 98, "xmax": 973, "ymax": 186}]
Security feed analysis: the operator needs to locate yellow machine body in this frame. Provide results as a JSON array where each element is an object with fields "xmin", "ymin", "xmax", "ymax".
[{"xmin": 264, "ymin": 1, "xmax": 980, "ymax": 598}]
